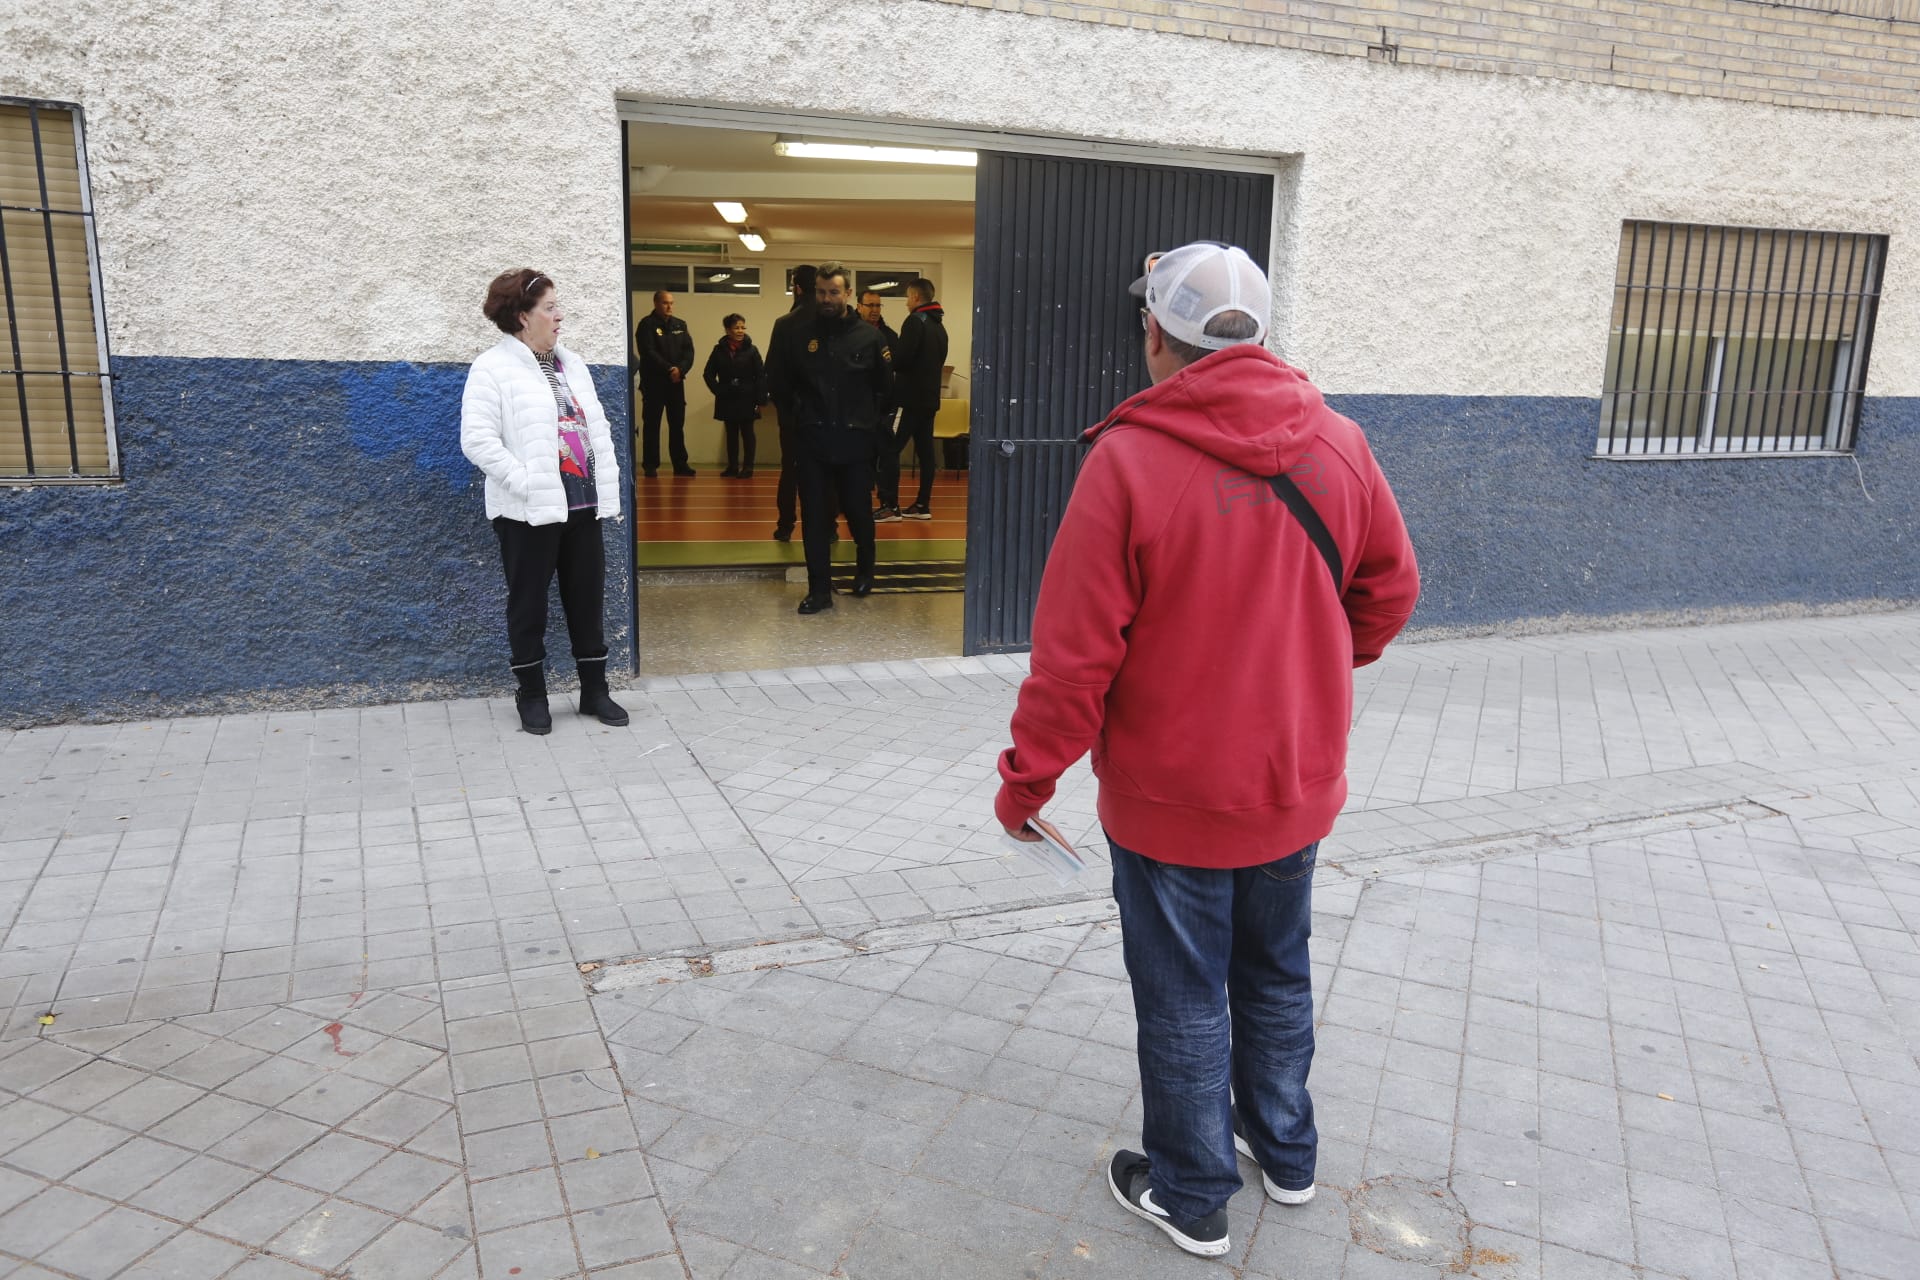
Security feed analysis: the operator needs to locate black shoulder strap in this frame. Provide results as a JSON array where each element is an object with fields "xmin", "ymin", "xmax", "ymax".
[{"xmin": 1265, "ymin": 471, "xmax": 1343, "ymax": 589}]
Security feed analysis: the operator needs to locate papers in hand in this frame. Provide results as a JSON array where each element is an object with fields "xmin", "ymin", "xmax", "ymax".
[{"xmin": 1004, "ymin": 816, "xmax": 1088, "ymax": 885}]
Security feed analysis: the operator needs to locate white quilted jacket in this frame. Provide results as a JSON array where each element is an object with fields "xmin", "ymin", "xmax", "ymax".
[{"xmin": 460, "ymin": 336, "xmax": 623, "ymax": 525}]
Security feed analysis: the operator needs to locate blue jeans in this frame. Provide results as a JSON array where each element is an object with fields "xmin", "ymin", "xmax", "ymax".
[{"xmin": 1110, "ymin": 837, "xmax": 1318, "ymax": 1222}]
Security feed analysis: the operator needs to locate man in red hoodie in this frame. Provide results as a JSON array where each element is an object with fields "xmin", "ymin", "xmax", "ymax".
[{"xmin": 995, "ymin": 242, "xmax": 1420, "ymax": 1258}]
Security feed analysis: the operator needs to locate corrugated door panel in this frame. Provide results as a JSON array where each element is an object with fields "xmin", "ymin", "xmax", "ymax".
[{"xmin": 964, "ymin": 152, "xmax": 1273, "ymax": 653}]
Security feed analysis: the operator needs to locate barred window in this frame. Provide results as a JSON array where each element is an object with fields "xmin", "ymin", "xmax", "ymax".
[
  {"xmin": 2, "ymin": 98, "xmax": 115, "ymax": 479},
  {"xmin": 1599, "ymin": 220, "xmax": 1885, "ymax": 457}
]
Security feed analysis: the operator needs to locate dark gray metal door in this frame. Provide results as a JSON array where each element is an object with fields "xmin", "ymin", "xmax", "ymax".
[{"xmin": 963, "ymin": 151, "xmax": 1274, "ymax": 653}]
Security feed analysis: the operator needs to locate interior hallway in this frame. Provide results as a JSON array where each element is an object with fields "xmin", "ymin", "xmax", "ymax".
[
  {"xmin": 636, "ymin": 580, "xmax": 964, "ymax": 676},
  {"xmin": 633, "ymin": 471, "xmax": 967, "ymax": 569}
]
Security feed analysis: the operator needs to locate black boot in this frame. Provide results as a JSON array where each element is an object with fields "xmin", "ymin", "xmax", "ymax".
[
  {"xmin": 513, "ymin": 661, "xmax": 552, "ymax": 735},
  {"xmin": 576, "ymin": 654, "xmax": 629, "ymax": 727}
]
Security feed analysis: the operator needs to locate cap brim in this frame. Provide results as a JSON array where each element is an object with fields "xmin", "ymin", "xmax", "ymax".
[{"xmin": 1127, "ymin": 273, "xmax": 1149, "ymax": 299}]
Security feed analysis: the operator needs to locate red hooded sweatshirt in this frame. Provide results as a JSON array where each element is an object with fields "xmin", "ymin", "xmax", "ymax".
[{"xmin": 995, "ymin": 344, "xmax": 1420, "ymax": 868}]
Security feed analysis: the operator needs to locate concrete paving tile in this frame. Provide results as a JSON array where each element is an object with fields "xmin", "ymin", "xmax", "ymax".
[
  {"xmin": 560, "ymin": 1150, "xmax": 655, "ymax": 1211},
  {"xmin": 0, "ymin": 1184, "xmax": 114, "ymax": 1257},
  {"xmin": 36, "ymin": 1204, "xmax": 179, "ymax": 1277},
  {"xmin": 115, "ymin": 1228, "xmax": 252, "ymax": 1279},
  {"xmin": 471, "ymin": 1164, "xmax": 567, "ymax": 1234},
  {"xmin": 272, "ymin": 1132, "xmax": 390, "ymax": 1194},
  {"xmin": 340, "ymin": 1217, "xmax": 469, "ymax": 1279},
  {"xmin": 571, "ymin": 1197, "xmax": 676, "ymax": 1271},
  {"xmin": 342, "ymin": 1150, "xmax": 459, "ymax": 1216},
  {"xmin": 264, "ymin": 1198, "xmax": 395, "ymax": 1271},
  {"xmin": 478, "ymin": 1215, "xmax": 582, "ymax": 1280},
  {"xmin": 126, "ymin": 1153, "xmax": 255, "ymax": 1221},
  {"xmin": 197, "ymin": 1177, "xmax": 326, "ymax": 1248}
]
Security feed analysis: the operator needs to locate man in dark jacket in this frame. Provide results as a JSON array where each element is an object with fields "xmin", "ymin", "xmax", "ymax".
[
  {"xmin": 877, "ymin": 277, "xmax": 950, "ymax": 520},
  {"xmin": 769, "ymin": 266, "xmax": 820, "ymax": 542},
  {"xmin": 764, "ymin": 260, "xmax": 891, "ymax": 613},
  {"xmin": 635, "ymin": 291, "xmax": 696, "ymax": 478}
]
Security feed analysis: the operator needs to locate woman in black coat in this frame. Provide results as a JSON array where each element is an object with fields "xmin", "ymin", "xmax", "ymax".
[{"xmin": 702, "ymin": 314, "xmax": 767, "ymax": 478}]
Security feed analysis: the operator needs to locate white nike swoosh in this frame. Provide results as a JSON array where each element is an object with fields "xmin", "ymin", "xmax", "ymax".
[{"xmin": 1138, "ymin": 1187, "xmax": 1169, "ymax": 1218}]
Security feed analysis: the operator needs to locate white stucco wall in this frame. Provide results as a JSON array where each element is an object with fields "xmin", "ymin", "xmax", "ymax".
[{"xmin": 5, "ymin": 0, "xmax": 1914, "ymax": 396}]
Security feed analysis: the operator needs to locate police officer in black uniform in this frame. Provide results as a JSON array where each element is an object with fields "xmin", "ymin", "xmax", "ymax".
[
  {"xmin": 765, "ymin": 261, "xmax": 891, "ymax": 614},
  {"xmin": 635, "ymin": 290, "xmax": 697, "ymax": 478}
]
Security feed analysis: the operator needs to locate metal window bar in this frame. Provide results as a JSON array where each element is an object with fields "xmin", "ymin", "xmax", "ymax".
[
  {"xmin": 1834, "ymin": 236, "xmax": 1884, "ymax": 450},
  {"xmin": 1726, "ymin": 228, "xmax": 1773, "ymax": 450},
  {"xmin": 1698, "ymin": 226, "xmax": 1745, "ymax": 449},
  {"xmin": 1651, "ymin": 225, "xmax": 1688, "ymax": 453},
  {"xmin": 1823, "ymin": 232, "xmax": 1863, "ymax": 450},
  {"xmin": 1765, "ymin": 231, "xmax": 1813, "ymax": 450},
  {"xmin": 1598, "ymin": 220, "xmax": 1885, "ymax": 458},
  {"xmin": 1799, "ymin": 232, "xmax": 1842, "ymax": 446},
  {"xmin": 1677, "ymin": 227, "xmax": 1723, "ymax": 451},
  {"xmin": 1628, "ymin": 220, "xmax": 1661, "ymax": 454}
]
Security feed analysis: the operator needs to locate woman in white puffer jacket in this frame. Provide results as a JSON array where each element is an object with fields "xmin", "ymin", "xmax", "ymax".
[{"xmin": 461, "ymin": 268, "xmax": 627, "ymax": 735}]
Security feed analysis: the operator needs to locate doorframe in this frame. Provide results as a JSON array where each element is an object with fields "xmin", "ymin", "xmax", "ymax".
[
  {"xmin": 615, "ymin": 98, "xmax": 1289, "ymax": 174},
  {"xmin": 616, "ymin": 99, "xmax": 1298, "ymax": 673}
]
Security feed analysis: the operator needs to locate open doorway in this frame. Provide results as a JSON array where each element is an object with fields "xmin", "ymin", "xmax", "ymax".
[{"xmin": 622, "ymin": 121, "xmax": 974, "ymax": 676}]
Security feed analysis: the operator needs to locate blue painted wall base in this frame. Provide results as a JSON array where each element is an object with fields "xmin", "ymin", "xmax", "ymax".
[
  {"xmin": 1, "ymin": 355, "xmax": 634, "ymax": 727},
  {"xmin": 2, "ymin": 360, "xmax": 1914, "ymax": 726},
  {"xmin": 1333, "ymin": 394, "xmax": 1919, "ymax": 628}
]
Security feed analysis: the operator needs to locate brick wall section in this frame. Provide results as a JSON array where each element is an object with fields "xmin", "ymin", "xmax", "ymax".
[{"xmin": 930, "ymin": 0, "xmax": 1920, "ymax": 117}]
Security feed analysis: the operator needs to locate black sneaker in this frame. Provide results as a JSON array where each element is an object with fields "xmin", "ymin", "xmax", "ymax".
[
  {"xmin": 1231, "ymin": 1113, "xmax": 1316, "ymax": 1205},
  {"xmin": 1105, "ymin": 1150, "xmax": 1229, "ymax": 1258},
  {"xmin": 873, "ymin": 505, "xmax": 902, "ymax": 523},
  {"xmin": 771, "ymin": 527, "xmax": 792, "ymax": 543},
  {"xmin": 901, "ymin": 503, "xmax": 932, "ymax": 520}
]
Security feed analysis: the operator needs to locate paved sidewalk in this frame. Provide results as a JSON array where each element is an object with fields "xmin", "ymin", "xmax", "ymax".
[{"xmin": 1, "ymin": 611, "xmax": 1918, "ymax": 1278}]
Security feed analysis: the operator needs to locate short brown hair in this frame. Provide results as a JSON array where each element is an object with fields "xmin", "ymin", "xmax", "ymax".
[
  {"xmin": 907, "ymin": 277, "xmax": 936, "ymax": 303},
  {"xmin": 483, "ymin": 268, "xmax": 552, "ymax": 334},
  {"xmin": 815, "ymin": 260, "xmax": 852, "ymax": 291},
  {"xmin": 1161, "ymin": 310, "xmax": 1261, "ymax": 367}
]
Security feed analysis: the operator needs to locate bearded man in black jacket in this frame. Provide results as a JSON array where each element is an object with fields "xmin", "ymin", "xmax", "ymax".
[{"xmin": 765, "ymin": 261, "xmax": 891, "ymax": 614}]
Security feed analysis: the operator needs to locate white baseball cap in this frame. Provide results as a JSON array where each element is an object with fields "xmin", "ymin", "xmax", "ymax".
[{"xmin": 1128, "ymin": 242, "xmax": 1270, "ymax": 350}]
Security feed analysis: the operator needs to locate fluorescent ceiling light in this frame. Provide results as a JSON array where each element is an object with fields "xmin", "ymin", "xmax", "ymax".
[
  {"xmin": 774, "ymin": 139, "xmax": 977, "ymax": 167},
  {"xmin": 866, "ymin": 280, "xmax": 900, "ymax": 291},
  {"xmin": 712, "ymin": 201, "xmax": 748, "ymax": 224},
  {"xmin": 708, "ymin": 271, "xmax": 732, "ymax": 283},
  {"xmin": 737, "ymin": 229, "xmax": 766, "ymax": 253}
]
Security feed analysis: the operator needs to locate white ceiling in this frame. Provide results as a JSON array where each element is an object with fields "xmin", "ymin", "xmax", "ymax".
[
  {"xmin": 626, "ymin": 124, "xmax": 973, "ymax": 179},
  {"xmin": 626, "ymin": 122, "xmax": 976, "ymax": 252}
]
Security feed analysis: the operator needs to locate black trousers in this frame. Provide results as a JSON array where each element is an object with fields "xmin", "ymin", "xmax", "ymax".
[
  {"xmin": 493, "ymin": 510, "xmax": 606, "ymax": 668},
  {"xmin": 640, "ymin": 386, "xmax": 689, "ymax": 473},
  {"xmin": 776, "ymin": 409, "xmax": 837, "ymax": 534},
  {"xmin": 724, "ymin": 419, "xmax": 758, "ymax": 472},
  {"xmin": 878, "ymin": 407, "xmax": 937, "ymax": 510},
  {"xmin": 799, "ymin": 454, "xmax": 876, "ymax": 597}
]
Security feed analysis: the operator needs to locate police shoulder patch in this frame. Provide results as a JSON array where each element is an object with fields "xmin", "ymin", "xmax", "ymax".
[
  {"xmin": 882, "ymin": 347, "xmax": 892, "ymax": 361},
  {"xmin": 807, "ymin": 339, "xmax": 820, "ymax": 353}
]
